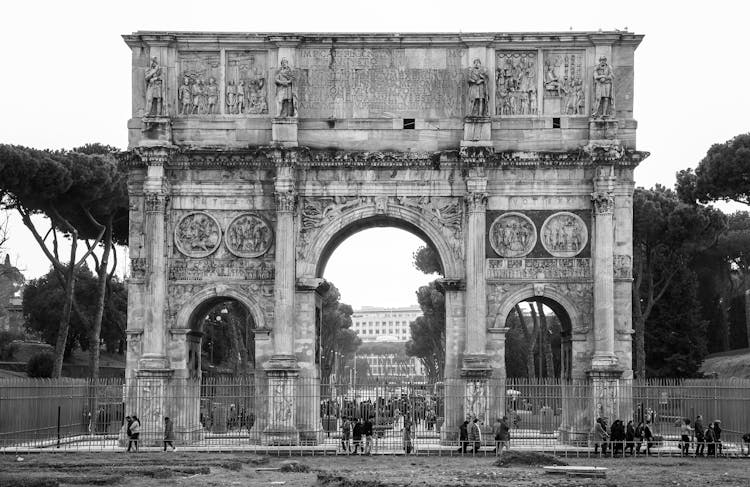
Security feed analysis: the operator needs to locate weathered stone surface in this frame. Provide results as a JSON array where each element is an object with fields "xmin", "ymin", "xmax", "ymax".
[{"xmin": 122, "ymin": 31, "xmax": 647, "ymax": 443}]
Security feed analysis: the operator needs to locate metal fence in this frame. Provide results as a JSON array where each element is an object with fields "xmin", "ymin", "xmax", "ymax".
[{"xmin": 1, "ymin": 376, "xmax": 748, "ymax": 456}]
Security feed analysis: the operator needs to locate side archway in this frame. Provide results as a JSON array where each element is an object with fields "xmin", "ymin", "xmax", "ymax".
[
  {"xmin": 175, "ymin": 285, "xmax": 267, "ymax": 332},
  {"xmin": 490, "ymin": 284, "xmax": 580, "ymax": 334}
]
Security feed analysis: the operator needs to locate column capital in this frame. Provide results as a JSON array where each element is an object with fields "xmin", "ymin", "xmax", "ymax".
[
  {"xmin": 465, "ymin": 191, "xmax": 488, "ymax": 213},
  {"xmin": 275, "ymin": 190, "xmax": 297, "ymax": 212},
  {"xmin": 591, "ymin": 191, "xmax": 615, "ymax": 215},
  {"xmin": 144, "ymin": 192, "xmax": 168, "ymax": 213},
  {"xmin": 134, "ymin": 145, "xmax": 176, "ymax": 166}
]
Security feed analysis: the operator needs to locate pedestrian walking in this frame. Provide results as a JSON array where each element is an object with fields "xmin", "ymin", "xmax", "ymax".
[
  {"xmin": 163, "ymin": 416, "xmax": 176, "ymax": 451},
  {"xmin": 128, "ymin": 415, "xmax": 140, "ymax": 452},
  {"xmin": 643, "ymin": 422, "xmax": 654, "ymax": 455},
  {"xmin": 363, "ymin": 416, "xmax": 374, "ymax": 455},
  {"xmin": 492, "ymin": 416, "xmax": 510, "ymax": 455},
  {"xmin": 469, "ymin": 418, "xmax": 481, "ymax": 453},
  {"xmin": 457, "ymin": 420, "xmax": 469, "ymax": 453},
  {"xmin": 402, "ymin": 415, "xmax": 414, "ymax": 455},
  {"xmin": 634, "ymin": 421, "xmax": 644, "ymax": 455},
  {"xmin": 593, "ymin": 418, "xmax": 609, "ymax": 455},
  {"xmin": 694, "ymin": 415, "xmax": 705, "ymax": 457},
  {"xmin": 625, "ymin": 420, "xmax": 635, "ymax": 456},
  {"xmin": 120, "ymin": 416, "xmax": 132, "ymax": 449}
]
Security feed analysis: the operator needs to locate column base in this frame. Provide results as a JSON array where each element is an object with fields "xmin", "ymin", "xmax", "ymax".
[
  {"xmin": 140, "ymin": 116, "xmax": 173, "ymax": 144},
  {"xmin": 138, "ymin": 354, "xmax": 170, "ymax": 370},
  {"xmin": 590, "ymin": 353, "xmax": 619, "ymax": 369},
  {"xmin": 461, "ymin": 116, "xmax": 492, "ymax": 144},
  {"xmin": 587, "ymin": 367, "xmax": 624, "ymax": 424},
  {"xmin": 461, "ymin": 353, "xmax": 490, "ymax": 375},
  {"xmin": 263, "ymin": 366, "xmax": 300, "ymax": 446},
  {"xmin": 132, "ymin": 368, "xmax": 175, "ymax": 447},
  {"xmin": 588, "ymin": 118, "xmax": 619, "ymax": 140}
]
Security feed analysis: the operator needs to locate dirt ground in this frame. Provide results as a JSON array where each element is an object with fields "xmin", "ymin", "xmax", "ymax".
[{"xmin": 0, "ymin": 452, "xmax": 749, "ymax": 486}]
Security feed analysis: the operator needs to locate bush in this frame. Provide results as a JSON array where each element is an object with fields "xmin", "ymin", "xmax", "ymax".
[
  {"xmin": 26, "ymin": 352, "xmax": 55, "ymax": 378},
  {"xmin": 0, "ymin": 331, "xmax": 23, "ymax": 360}
]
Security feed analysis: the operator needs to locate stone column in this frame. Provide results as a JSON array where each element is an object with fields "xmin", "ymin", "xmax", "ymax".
[
  {"xmin": 263, "ymin": 157, "xmax": 299, "ymax": 445},
  {"xmin": 590, "ymin": 168, "xmax": 618, "ymax": 368},
  {"xmin": 463, "ymin": 183, "xmax": 489, "ymax": 370}
]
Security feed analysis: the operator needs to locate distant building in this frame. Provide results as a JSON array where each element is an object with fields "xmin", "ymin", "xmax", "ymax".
[
  {"xmin": 0, "ymin": 255, "xmax": 24, "ymax": 334},
  {"xmin": 351, "ymin": 306, "xmax": 425, "ymax": 379},
  {"xmin": 351, "ymin": 305, "xmax": 422, "ymax": 343}
]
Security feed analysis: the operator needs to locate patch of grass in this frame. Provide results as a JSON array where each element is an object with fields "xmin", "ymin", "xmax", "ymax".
[{"xmin": 494, "ymin": 451, "xmax": 569, "ymax": 467}]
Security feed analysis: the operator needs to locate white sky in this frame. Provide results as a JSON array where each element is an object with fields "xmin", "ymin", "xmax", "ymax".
[{"xmin": 1, "ymin": 0, "xmax": 749, "ymax": 308}]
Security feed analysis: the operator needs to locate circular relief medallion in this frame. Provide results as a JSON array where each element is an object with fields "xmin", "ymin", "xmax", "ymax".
[
  {"xmin": 225, "ymin": 213, "xmax": 274, "ymax": 258},
  {"xmin": 541, "ymin": 212, "xmax": 588, "ymax": 257},
  {"xmin": 174, "ymin": 212, "xmax": 222, "ymax": 258},
  {"xmin": 489, "ymin": 212, "xmax": 537, "ymax": 257}
]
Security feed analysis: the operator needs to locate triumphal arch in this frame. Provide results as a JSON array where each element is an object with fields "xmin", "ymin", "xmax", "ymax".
[{"xmin": 122, "ymin": 31, "xmax": 648, "ymax": 444}]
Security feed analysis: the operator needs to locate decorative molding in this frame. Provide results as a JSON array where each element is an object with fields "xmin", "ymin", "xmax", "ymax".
[
  {"xmin": 275, "ymin": 191, "xmax": 297, "ymax": 212},
  {"xmin": 130, "ymin": 258, "xmax": 147, "ymax": 280},
  {"xmin": 591, "ymin": 191, "xmax": 615, "ymax": 215},
  {"xmin": 486, "ymin": 258, "xmax": 592, "ymax": 281},
  {"xmin": 168, "ymin": 259, "xmax": 274, "ymax": 281},
  {"xmin": 613, "ymin": 255, "xmax": 633, "ymax": 279},
  {"xmin": 465, "ymin": 191, "xmax": 488, "ymax": 213},
  {"xmin": 144, "ymin": 193, "xmax": 167, "ymax": 213}
]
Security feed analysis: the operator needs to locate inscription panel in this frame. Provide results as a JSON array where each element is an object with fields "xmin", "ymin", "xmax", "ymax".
[
  {"xmin": 486, "ymin": 258, "xmax": 592, "ymax": 281},
  {"xmin": 297, "ymin": 48, "xmax": 465, "ymax": 118},
  {"xmin": 168, "ymin": 258, "xmax": 274, "ymax": 281}
]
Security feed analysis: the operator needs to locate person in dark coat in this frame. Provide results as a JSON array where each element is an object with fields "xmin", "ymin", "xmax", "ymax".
[
  {"xmin": 468, "ymin": 418, "xmax": 481, "ymax": 453},
  {"xmin": 593, "ymin": 418, "xmax": 609, "ymax": 455},
  {"xmin": 610, "ymin": 420, "xmax": 626, "ymax": 456},
  {"xmin": 694, "ymin": 415, "xmax": 705, "ymax": 457},
  {"xmin": 163, "ymin": 416, "xmax": 176, "ymax": 451},
  {"xmin": 643, "ymin": 422, "xmax": 654, "ymax": 455},
  {"xmin": 713, "ymin": 420, "xmax": 723, "ymax": 455},
  {"xmin": 128, "ymin": 415, "xmax": 140, "ymax": 452},
  {"xmin": 363, "ymin": 416, "xmax": 374, "ymax": 455},
  {"xmin": 705, "ymin": 423, "xmax": 716, "ymax": 456},
  {"xmin": 493, "ymin": 416, "xmax": 511, "ymax": 455},
  {"xmin": 352, "ymin": 417, "xmax": 364, "ymax": 454},
  {"xmin": 457, "ymin": 420, "xmax": 469, "ymax": 453},
  {"xmin": 625, "ymin": 420, "xmax": 635, "ymax": 455}
]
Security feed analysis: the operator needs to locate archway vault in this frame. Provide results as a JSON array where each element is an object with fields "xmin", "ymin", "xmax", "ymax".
[
  {"xmin": 174, "ymin": 284, "xmax": 267, "ymax": 331},
  {"xmin": 296, "ymin": 202, "xmax": 465, "ymax": 280},
  {"xmin": 490, "ymin": 283, "xmax": 580, "ymax": 334}
]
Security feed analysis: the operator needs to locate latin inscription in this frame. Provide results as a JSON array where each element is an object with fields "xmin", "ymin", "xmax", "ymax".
[{"xmin": 297, "ymin": 48, "xmax": 464, "ymax": 118}]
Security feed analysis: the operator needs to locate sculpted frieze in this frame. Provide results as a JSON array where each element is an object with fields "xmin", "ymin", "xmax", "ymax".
[
  {"xmin": 226, "ymin": 51, "xmax": 268, "ymax": 115},
  {"xmin": 543, "ymin": 51, "xmax": 586, "ymax": 116},
  {"xmin": 489, "ymin": 212, "xmax": 537, "ymax": 258},
  {"xmin": 540, "ymin": 212, "xmax": 588, "ymax": 257},
  {"xmin": 495, "ymin": 51, "xmax": 538, "ymax": 116},
  {"xmin": 168, "ymin": 258, "xmax": 274, "ymax": 281},
  {"xmin": 225, "ymin": 214, "xmax": 273, "ymax": 258},
  {"xmin": 486, "ymin": 258, "xmax": 592, "ymax": 281},
  {"xmin": 174, "ymin": 212, "xmax": 222, "ymax": 258},
  {"xmin": 178, "ymin": 52, "xmax": 221, "ymax": 116}
]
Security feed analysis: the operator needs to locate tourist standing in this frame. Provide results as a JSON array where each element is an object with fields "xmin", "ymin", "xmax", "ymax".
[
  {"xmin": 363, "ymin": 416, "xmax": 374, "ymax": 455},
  {"xmin": 493, "ymin": 416, "xmax": 510, "ymax": 455},
  {"xmin": 340, "ymin": 417, "xmax": 351, "ymax": 453},
  {"xmin": 402, "ymin": 415, "xmax": 414, "ymax": 455},
  {"xmin": 625, "ymin": 420, "xmax": 635, "ymax": 456},
  {"xmin": 457, "ymin": 420, "xmax": 469, "ymax": 453},
  {"xmin": 740, "ymin": 431, "xmax": 750, "ymax": 456},
  {"xmin": 694, "ymin": 415, "xmax": 705, "ymax": 457},
  {"xmin": 352, "ymin": 417, "xmax": 364, "ymax": 454},
  {"xmin": 634, "ymin": 421, "xmax": 644, "ymax": 454},
  {"xmin": 705, "ymin": 423, "xmax": 716, "ymax": 456},
  {"xmin": 128, "ymin": 415, "xmax": 140, "ymax": 452},
  {"xmin": 713, "ymin": 420, "xmax": 723, "ymax": 455},
  {"xmin": 163, "ymin": 416, "xmax": 176, "ymax": 451},
  {"xmin": 643, "ymin": 422, "xmax": 654, "ymax": 455},
  {"xmin": 593, "ymin": 418, "xmax": 609, "ymax": 455},
  {"xmin": 679, "ymin": 418, "xmax": 693, "ymax": 456}
]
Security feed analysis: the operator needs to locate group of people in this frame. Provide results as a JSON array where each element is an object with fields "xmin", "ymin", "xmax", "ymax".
[
  {"xmin": 592, "ymin": 418, "xmax": 655, "ymax": 456},
  {"xmin": 339, "ymin": 416, "xmax": 376, "ymax": 454},
  {"xmin": 121, "ymin": 415, "xmax": 176, "ymax": 452},
  {"xmin": 678, "ymin": 416, "xmax": 725, "ymax": 457},
  {"xmin": 458, "ymin": 416, "xmax": 511, "ymax": 454}
]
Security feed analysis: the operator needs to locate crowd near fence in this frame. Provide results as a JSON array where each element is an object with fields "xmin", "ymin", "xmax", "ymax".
[{"xmin": 1, "ymin": 376, "xmax": 748, "ymax": 456}]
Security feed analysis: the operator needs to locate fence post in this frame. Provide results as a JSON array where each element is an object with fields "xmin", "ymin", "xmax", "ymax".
[{"xmin": 57, "ymin": 405, "xmax": 61, "ymax": 448}]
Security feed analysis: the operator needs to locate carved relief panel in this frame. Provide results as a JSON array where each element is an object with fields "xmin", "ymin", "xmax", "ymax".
[
  {"xmin": 177, "ymin": 52, "xmax": 221, "ymax": 115},
  {"xmin": 225, "ymin": 213, "xmax": 273, "ymax": 258},
  {"xmin": 226, "ymin": 51, "xmax": 269, "ymax": 115},
  {"xmin": 488, "ymin": 212, "xmax": 537, "ymax": 257},
  {"xmin": 542, "ymin": 51, "xmax": 586, "ymax": 116},
  {"xmin": 495, "ymin": 51, "xmax": 538, "ymax": 116},
  {"xmin": 540, "ymin": 212, "xmax": 588, "ymax": 258},
  {"xmin": 174, "ymin": 212, "xmax": 222, "ymax": 258}
]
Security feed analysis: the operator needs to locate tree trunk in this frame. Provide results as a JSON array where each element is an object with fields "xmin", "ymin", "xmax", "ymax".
[
  {"xmin": 537, "ymin": 302, "xmax": 555, "ymax": 378},
  {"xmin": 745, "ymin": 285, "xmax": 750, "ymax": 349},
  {"xmin": 529, "ymin": 304, "xmax": 540, "ymax": 378},
  {"xmin": 515, "ymin": 304, "xmax": 535, "ymax": 378},
  {"xmin": 88, "ymin": 219, "xmax": 113, "ymax": 382},
  {"xmin": 52, "ymin": 237, "xmax": 77, "ymax": 379}
]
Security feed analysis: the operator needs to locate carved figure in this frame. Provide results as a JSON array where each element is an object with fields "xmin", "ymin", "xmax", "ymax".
[
  {"xmin": 174, "ymin": 212, "xmax": 221, "ymax": 257},
  {"xmin": 206, "ymin": 77, "xmax": 218, "ymax": 114},
  {"xmin": 226, "ymin": 214, "xmax": 273, "ymax": 258},
  {"xmin": 489, "ymin": 213, "xmax": 537, "ymax": 258},
  {"xmin": 226, "ymin": 81, "xmax": 237, "ymax": 113},
  {"xmin": 236, "ymin": 81, "xmax": 245, "ymax": 114},
  {"xmin": 544, "ymin": 63, "xmax": 562, "ymax": 96},
  {"xmin": 178, "ymin": 77, "xmax": 192, "ymax": 115},
  {"xmin": 592, "ymin": 56, "xmax": 614, "ymax": 119},
  {"xmin": 145, "ymin": 57, "xmax": 164, "ymax": 116},
  {"xmin": 541, "ymin": 212, "xmax": 588, "ymax": 258},
  {"xmin": 495, "ymin": 54, "xmax": 537, "ymax": 116},
  {"xmin": 275, "ymin": 58, "xmax": 297, "ymax": 117},
  {"xmin": 245, "ymin": 70, "xmax": 268, "ymax": 114},
  {"xmin": 191, "ymin": 79, "xmax": 204, "ymax": 114},
  {"xmin": 467, "ymin": 59, "xmax": 489, "ymax": 117}
]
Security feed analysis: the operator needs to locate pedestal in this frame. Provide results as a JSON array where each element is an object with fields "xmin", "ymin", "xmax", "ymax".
[
  {"xmin": 272, "ymin": 117, "xmax": 298, "ymax": 147},
  {"xmin": 460, "ymin": 358, "xmax": 491, "ymax": 424},
  {"xmin": 589, "ymin": 119, "xmax": 619, "ymax": 141},
  {"xmin": 262, "ymin": 366, "xmax": 300, "ymax": 445},
  {"xmin": 140, "ymin": 116, "xmax": 172, "ymax": 145},
  {"xmin": 461, "ymin": 116, "xmax": 491, "ymax": 144},
  {"xmin": 133, "ymin": 368, "xmax": 174, "ymax": 446}
]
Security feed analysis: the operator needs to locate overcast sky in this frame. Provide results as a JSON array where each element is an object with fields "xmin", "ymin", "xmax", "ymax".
[{"xmin": 1, "ymin": 0, "xmax": 748, "ymax": 309}]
